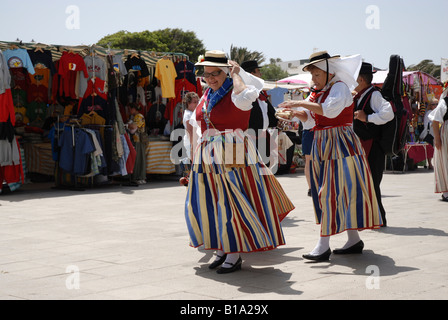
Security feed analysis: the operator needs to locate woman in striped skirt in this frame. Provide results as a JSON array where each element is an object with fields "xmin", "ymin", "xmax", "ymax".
[
  {"xmin": 279, "ymin": 51, "xmax": 383, "ymax": 261},
  {"xmin": 185, "ymin": 51, "xmax": 295, "ymax": 273},
  {"xmin": 430, "ymin": 90, "xmax": 448, "ymax": 201}
]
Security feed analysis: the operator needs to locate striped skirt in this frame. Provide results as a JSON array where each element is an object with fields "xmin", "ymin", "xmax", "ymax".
[
  {"xmin": 185, "ymin": 134, "xmax": 295, "ymax": 254},
  {"xmin": 310, "ymin": 126, "xmax": 382, "ymax": 236},
  {"xmin": 434, "ymin": 121, "xmax": 448, "ymax": 193}
]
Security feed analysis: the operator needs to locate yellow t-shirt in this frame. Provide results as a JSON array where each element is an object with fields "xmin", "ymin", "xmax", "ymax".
[{"xmin": 155, "ymin": 59, "xmax": 177, "ymax": 98}]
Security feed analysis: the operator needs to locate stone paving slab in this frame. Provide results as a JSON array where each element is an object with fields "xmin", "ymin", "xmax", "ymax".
[{"xmin": 0, "ymin": 168, "xmax": 447, "ymax": 301}]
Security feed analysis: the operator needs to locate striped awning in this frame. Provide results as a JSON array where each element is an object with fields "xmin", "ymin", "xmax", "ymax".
[{"xmin": 0, "ymin": 40, "xmax": 188, "ymax": 67}]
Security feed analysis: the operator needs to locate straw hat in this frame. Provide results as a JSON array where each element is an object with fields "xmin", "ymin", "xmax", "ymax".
[
  {"xmin": 196, "ymin": 50, "xmax": 232, "ymax": 67},
  {"xmin": 302, "ymin": 51, "xmax": 341, "ymax": 72}
]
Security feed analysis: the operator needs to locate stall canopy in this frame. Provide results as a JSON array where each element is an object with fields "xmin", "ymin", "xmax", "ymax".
[
  {"xmin": 373, "ymin": 70, "xmax": 443, "ymax": 99},
  {"xmin": 263, "ymin": 73, "xmax": 312, "ymax": 91},
  {"xmin": 264, "ymin": 81, "xmax": 309, "ymax": 91},
  {"xmin": 277, "ymin": 74, "xmax": 312, "ymax": 86},
  {"xmin": 373, "ymin": 70, "xmax": 441, "ymax": 86},
  {"xmin": 0, "ymin": 40, "xmax": 189, "ymax": 67}
]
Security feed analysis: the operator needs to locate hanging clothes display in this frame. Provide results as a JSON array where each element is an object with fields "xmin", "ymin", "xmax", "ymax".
[
  {"xmin": 1, "ymin": 40, "xmax": 200, "ymax": 192},
  {"xmin": 0, "ymin": 80, "xmax": 24, "ymax": 194}
]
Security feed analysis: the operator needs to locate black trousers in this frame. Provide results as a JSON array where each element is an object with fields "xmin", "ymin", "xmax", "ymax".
[{"xmin": 368, "ymin": 140, "xmax": 387, "ymax": 225}]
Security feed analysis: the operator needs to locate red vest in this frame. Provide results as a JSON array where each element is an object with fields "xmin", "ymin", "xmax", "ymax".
[
  {"xmin": 314, "ymin": 83, "xmax": 354, "ymax": 130},
  {"xmin": 196, "ymin": 90, "xmax": 251, "ymax": 133}
]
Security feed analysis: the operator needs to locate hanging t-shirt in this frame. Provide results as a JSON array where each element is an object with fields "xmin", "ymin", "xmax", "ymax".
[
  {"xmin": 267, "ymin": 87, "xmax": 289, "ymax": 107},
  {"xmin": 27, "ymin": 49, "xmax": 56, "ymax": 75},
  {"xmin": 0, "ymin": 50, "xmax": 11, "ymax": 95},
  {"xmin": 27, "ymin": 67, "xmax": 51, "ymax": 103},
  {"xmin": 77, "ymin": 95, "xmax": 110, "ymax": 123},
  {"xmin": 175, "ymin": 60, "xmax": 196, "ymax": 85},
  {"xmin": 11, "ymin": 88, "xmax": 27, "ymax": 107},
  {"xmin": 0, "ymin": 89, "xmax": 15, "ymax": 124},
  {"xmin": 155, "ymin": 58, "xmax": 177, "ymax": 98},
  {"xmin": 3, "ymin": 48, "xmax": 35, "ymax": 75},
  {"xmin": 10, "ymin": 68, "xmax": 29, "ymax": 91},
  {"xmin": 125, "ymin": 55, "xmax": 150, "ymax": 78},
  {"xmin": 79, "ymin": 55, "xmax": 107, "ymax": 98},
  {"xmin": 82, "ymin": 77, "xmax": 108, "ymax": 100},
  {"xmin": 27, "ymin": 83, "xmax": 49, "ymax": 103},
  {"xmin": 164, "ymin": 78, "xmax": 197, "ymax": 125},
  {"xmin": 26, "ymin": 101, "xmax": 47, "ymax": 123},
  {"xmin": 58, "ymin": 51, "xmax": 89, "ymax": 99},
  {"xmin": 29, "ymin": 67, "xmax": 50, "ymax": 87},
  {"xmin": 107, "ymin": 54, "xmax": 127, "ymax": 91}
]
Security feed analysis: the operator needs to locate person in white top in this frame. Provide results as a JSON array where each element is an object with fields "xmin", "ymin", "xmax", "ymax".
[
  {"xmin": 185, "ymin": 51, "xmax": 294, "ymax": 274},
  {"xmin": 179, "ymin": 92, "xmax": 199, "ymax": 187},
  {"xmin": 353, "ymin": 62, "xmax": 394, "ymax": 226},
  {"xmin": 279, "ymin": 51, "xmax": 383, "ymax": 262},
  {"xmin": 419, "ymin": 98, "xmax": 437, "ymax": 169},
  {"xmin": 429, "ymin": 89, "xmax": 448, "ymax": 201},
  {"xmin": 182, "ymin": 92, "xmax": 199, "ymax": 160}
]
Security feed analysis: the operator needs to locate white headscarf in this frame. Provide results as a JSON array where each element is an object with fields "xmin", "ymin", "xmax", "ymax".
[{"xmin": 313, "ymin": 54, "xmax": 363, "ymax": 91}]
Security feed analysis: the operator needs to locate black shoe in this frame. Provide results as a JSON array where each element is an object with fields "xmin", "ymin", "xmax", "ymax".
[
  {"xmin": 302, "ymin": 248, "xmax": 331, "ymax": 262},
  {"xmin": 209, "ymin": 254, "xmax": 227, "ymax": 269},
  {"xmin": 442, "ymin": 195, "xmax": 448, "ymax": 202},
  {"xmin": 333, "ymin": 240, "xmax": 364, "ymax": 254},
  {"xmin": 216, "ymin": 257, "xmax": 242, "ymax": 274},
  {"xmin": 307, "ymin": 189, "xmax": 312, "ymax": 197}
]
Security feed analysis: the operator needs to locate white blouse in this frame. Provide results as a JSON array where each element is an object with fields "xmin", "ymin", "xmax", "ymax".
[
  {"xmin": 188, "ymin": 68, "xmax": 264, "ymax": 146},
  {"xmin": 317, "ymin": 79, "xmax": 354, "ymax": 119},
  {"xmin": 231, "ymin": 68, "xmax": 264, "ymax": 111}
]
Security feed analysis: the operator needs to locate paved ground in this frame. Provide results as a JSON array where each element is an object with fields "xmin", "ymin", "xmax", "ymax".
[{"xmin": 0, "ymin": 167, "xmax": 447, "ymax": 301}]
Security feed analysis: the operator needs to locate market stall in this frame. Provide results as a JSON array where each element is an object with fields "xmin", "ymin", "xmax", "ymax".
[
  {"xmin": 0, "ymin": 40, "xmax": 200, "ymax": 192},
  {"xmin": 374, "ymin": 68, "xmax": 442, "ymax": 171}
]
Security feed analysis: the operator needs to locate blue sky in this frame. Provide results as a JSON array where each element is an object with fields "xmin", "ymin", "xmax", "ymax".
[{"xmin": 0, "ymin": 0, "xmax": 446, "ymax": 69}]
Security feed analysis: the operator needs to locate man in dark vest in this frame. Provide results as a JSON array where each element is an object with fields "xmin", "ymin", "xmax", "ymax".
[
  {"xmin": 241, "ymin": 60, "xmax": 278, "ymax": 165},
  {"xmin": 354, "ymin": 62, "xmax": 394, "ymax": 227}
]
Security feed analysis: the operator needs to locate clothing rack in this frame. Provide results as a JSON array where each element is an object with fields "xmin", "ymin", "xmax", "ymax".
[
  {"xmin": 54, "ymin": 122, "xmax": 86, "ymax": 191},
  {"xmin": 53, "ymin": 117, "xmax": 110, "ymax": 191},
  {"xmin": 55, "ymin": 119, "xmax": 139, "ymax": 190}
]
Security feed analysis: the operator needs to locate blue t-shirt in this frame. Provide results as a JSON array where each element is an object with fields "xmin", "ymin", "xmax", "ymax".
[
  {"xmin": 267, "ymin": 87, "xmax": 288, "ymax": 107},
  {"xmin": 3, "ymin": 48, "xmax": 35, "ymax": 75}
]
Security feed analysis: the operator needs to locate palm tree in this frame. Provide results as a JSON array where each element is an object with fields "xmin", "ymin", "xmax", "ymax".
[{"xmin": 229, "ymin": 45, "xmax": 265, "ymax": 65}]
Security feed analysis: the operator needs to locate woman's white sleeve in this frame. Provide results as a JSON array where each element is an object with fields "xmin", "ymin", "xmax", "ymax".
[
  {"xmin": 321, "ymin": 82, "xmax": 354, "ymax": 119},
  {"xmin": 231, "ymin": 69, "xmax": 264, "ymax": 111}
]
